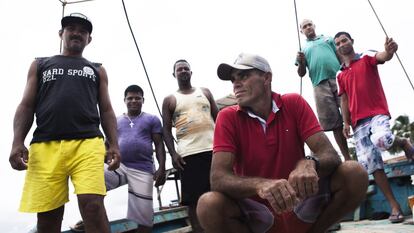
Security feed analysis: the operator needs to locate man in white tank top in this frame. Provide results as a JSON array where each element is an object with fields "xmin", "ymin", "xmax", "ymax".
[{"xmin": 162, "ymin": 59, "xmax": 218, "ymax": 232}]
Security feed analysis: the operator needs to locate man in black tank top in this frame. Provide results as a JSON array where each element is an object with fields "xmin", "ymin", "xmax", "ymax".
[{"xmin": 9, "ymin": 13, "xmax": 120, "ymax": 233}]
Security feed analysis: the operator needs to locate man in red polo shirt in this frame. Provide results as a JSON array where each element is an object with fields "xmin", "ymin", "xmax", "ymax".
[
  {"xmin": 335, "ymin": 31, "xmax": 414, "ymax": 223},
  {"xmin": 196, "ymin": 53, "xmax": 368, "ymax": 233}
]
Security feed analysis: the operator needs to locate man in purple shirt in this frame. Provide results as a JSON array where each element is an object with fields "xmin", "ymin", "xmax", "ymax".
[
  {"xmin": 109, "ymin": 84, "xmax": 166, "ymax": 232},
  {"xmin": 73, "ymin": 85, "xmax": 166, "ymax": 233}
]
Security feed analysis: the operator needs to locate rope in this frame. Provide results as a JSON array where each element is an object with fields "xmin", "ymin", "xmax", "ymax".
[
  {"xmin": 367, "ymin": 0, "xmax": 414, "ymax": 93},
  {"xmin": 121, "ymin": 0, "xmax": 163, "ymax": 117},
  {"xmin": 293, "ymin": 0, "xmax": 303, "ymax": 95}
]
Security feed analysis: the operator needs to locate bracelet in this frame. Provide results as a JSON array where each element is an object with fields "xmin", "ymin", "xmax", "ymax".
[{"xmin": 305, "ymin": 155, "xmax": 320, "ymax": 172}]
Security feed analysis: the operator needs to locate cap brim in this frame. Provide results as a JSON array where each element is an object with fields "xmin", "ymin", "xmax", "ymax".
[
  {"xmin": 217, "ymin": 63, "xmax": 254, "ymax": 80},
  {"xmin": 61, "ymin": 16, "xmax": 93, "ymax": 33}
]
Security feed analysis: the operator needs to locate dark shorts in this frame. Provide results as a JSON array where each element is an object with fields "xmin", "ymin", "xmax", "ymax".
[
  {"xmin": 180, "ymin": 151, "xmax": 212, "ymax": 205},
  {"xmin": 238, "ymin": 176, "xmax": 331, "ymax": 233},
  {"xmin": 314, "ymin": 79, "xmax": 343, "ymax": 131}
]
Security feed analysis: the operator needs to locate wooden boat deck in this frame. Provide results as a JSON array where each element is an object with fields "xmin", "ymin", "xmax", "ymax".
[
  {"xmin": 337, "ymin": 215, "xmax": 413, "ymax": 232},
  {"xmin": 59, "ymin": 160, "xmax": 414, "ymax": 233}
]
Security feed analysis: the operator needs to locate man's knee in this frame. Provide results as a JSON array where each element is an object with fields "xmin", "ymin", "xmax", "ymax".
[
  {"xmin": 197, "ymin": 192, "xmax": 226, "ymax": 217},
  {"xmin": 78, "ymin": 194, "xmax": 105, "ymax": 215},
  {"xmin": 332, "ymin": 161, "xmax": 368, "ymax": 194},
  {"xmin": 198, "ymin": 192, "xmax": 239, "ymax": 222},
  {"xmin": 197, "ymin": 191, "xmax": 243, "ymax": 231},
  {"xmin": 37, "ymin": 206, "xmax": 65, "ymax": 233}
]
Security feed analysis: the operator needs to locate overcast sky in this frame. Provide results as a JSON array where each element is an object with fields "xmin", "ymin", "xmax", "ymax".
[{"xmin": 1, "ymin": 0, "xmax": 413, "ymax": 232}]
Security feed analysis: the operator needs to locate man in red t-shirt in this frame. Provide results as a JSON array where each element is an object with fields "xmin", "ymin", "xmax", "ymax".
[
  {"xmin": 335, "ymin": 31, "xmax": 414, "ymax": 223},
  {"xmin": 196, "ymin": 53, "xmax": 368, "ymax": 233}
]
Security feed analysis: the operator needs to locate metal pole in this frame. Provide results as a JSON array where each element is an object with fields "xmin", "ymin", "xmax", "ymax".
[
  {"xmin": 367, "ymin": 0, "xmax": 414, "ymax": 93},
  {"xmin": 293, "ymin": 0, "xmax": 303, "ymax": 95},
  {"xmin": 59, "ymin": 0, "xmax": 66, "ymax": 53}
]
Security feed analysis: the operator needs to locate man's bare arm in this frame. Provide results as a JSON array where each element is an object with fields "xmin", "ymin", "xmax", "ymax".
[
  {"xmin": 162, "ymin": 95, "xmax": 185, "ymax": 170},
  {"xmin": 376, "ymin": 37, "xmax": 398, "ymax": 63},
  {"xmin": 306, "ymin": 131, "xmax": 342, "ymax": 177},
  {"xmin": 211, "ymin": 151, "xmax": 300, "ymax": 213},
  {"xmin": 98, "ymin": 66, "xmax": 120, "ymax": 170},
  {"xmin": 10, "ymin": 60, "xmax": 38, "ymax": 170},
  {"xmin": 152, "ymin": 132, "xmax": 166, "ymax": 186}
]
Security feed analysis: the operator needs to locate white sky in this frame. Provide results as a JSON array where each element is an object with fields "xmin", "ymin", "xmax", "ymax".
[{"xmin": 1, "ymin": 0, "xmax": 414, "ymax": 232}]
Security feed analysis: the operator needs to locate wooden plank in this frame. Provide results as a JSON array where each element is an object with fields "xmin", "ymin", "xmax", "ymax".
[
  {"xmin": 61, "ymin": 219, "xmax": 138, "ymax": 233},
  {"xmin": 164, "ymin": 226, "xmax": 193, "ymax": 233},
  {"xmin": 339, "ymin": 216, "xmax": 414, "ymax": 233},
  {"xmin": 154, "ymin": 206, "xmax": 189, "ymax": 224}
]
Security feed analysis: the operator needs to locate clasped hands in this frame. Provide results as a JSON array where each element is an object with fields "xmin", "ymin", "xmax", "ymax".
[{"xmin": 257, "ymin": 164, "xmax": 319, "ymax": 214}]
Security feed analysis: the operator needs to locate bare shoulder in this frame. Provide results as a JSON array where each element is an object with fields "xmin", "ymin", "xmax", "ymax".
[
  {"xmin": 200, "ymin": 87, "xmax": 211, "ymax": 93},
  {"xmin": 28, "ymin": 59, "xmax": 39, "ymax": 75},
  {"xmin": 200, "ymin": 87, "xmax": 214, "ymax": 97},
  {"xmin": 162, "ymin": 94, "xmax": 177, "ymax": 113},
  {"xmin": 163, "ymin": 94, "xmax": 176, "ymax": 103},
  {"xmin": 97, "ymin": 65, "xmax": 107, "ymax": 76},
  {"xmin": 25, "ymin": 59, "xmax": 41, "ymax": 84}
]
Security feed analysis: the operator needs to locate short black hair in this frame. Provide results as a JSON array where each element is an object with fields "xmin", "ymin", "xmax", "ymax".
[
  {"xmin": 173, "ymin": 59, "xmax": 190, "ymax": 73},
  {"xmin": 124, "ymin": 85, "xmax": 144, "ymax": 98},
  {"xmin": 334, "ymin": 31, "xmax": 353, "ymax": 41}
]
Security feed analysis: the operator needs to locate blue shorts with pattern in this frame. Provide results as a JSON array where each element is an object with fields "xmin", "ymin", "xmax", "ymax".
[{"xmin": 353, "ymin": 115, "xmax": 395, "ymax": 174}]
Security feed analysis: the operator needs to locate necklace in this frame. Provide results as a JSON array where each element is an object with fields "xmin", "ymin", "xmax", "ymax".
[{"xmin": 125, "ymin": 112, "xmax": 143, "ymax": 128}]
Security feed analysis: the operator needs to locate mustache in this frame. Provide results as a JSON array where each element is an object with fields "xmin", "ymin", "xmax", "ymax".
[
  {"xmin": 179, "ymin": 72, "xmax": 190, "ymax": 77},
  {"xmin": 69, "ymin": 35, "xmax": 83, "ymax": 41}
]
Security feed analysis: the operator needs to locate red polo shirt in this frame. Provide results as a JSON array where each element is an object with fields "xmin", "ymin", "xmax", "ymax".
[
  {"xmin": 214, "ymin": 92, "xmax": 321, "ymax": 180},
  {"xmin": 337, "ymin": 51, "xmax": 390, "ymax": 127},
  {"xmin": 213, "ymin": 92, "xmax": 322, "ymax": 233}
]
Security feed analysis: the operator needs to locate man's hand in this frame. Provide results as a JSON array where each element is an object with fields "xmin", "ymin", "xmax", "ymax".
[
  {"xmin": 9, "ymin": 144, "xmax": 29, "ymax": 170},
  {"xmin": 296, "ymin": 52, "xmax": 306, "ymax": 66},
  {"xmin": 384, "ymin": 37, "xmax": 398, "ymax": 55},
  {"xmin": 288, "ymin": 160, "xmax": 319, "ymax": 200},
  {"xmin": 171, "ymin": 152, "xmax": 186, "ymax": 170},
  {"xmin": 257, "ymin": 179, "xmax": 300, "ymax": 214},
  {"xmin": 105, "ymin": 146, "xmax": 121, "ymax": 170},
  {"xmin": 343, "ymin": 123, "xmax": 352, "ymax": 139},
  {"xmin": 154, "ymin": 167, "xmax": 166, "ymax": 187}
]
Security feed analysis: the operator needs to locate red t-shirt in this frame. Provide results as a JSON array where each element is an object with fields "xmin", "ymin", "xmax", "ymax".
[
  {"xmin": 337, "ymin": 51, "xmax": 390, "ymax": 127},
  {"xmin": 213, "ymin": 92, "xmax": 322, "ymax": 233}
]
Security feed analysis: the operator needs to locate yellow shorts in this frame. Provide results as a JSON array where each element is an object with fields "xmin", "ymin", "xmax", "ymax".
[{"xmin": 19, "ymin": 137, "xmax": 106, "ymax": 213}]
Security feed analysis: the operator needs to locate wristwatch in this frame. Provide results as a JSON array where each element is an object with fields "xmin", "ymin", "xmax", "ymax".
[{"xmin": 305, "ymin": 155, "xmax": 320, "ymax": 172}]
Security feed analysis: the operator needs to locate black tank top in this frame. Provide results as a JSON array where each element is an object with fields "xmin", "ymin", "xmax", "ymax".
[{"xmin": 31, "ymin": 55, "xmax": 103, "ymax": 143}]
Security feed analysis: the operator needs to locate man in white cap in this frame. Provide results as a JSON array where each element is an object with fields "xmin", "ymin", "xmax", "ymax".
[
  {"xmin": 9, "ymin": 13, "xmax": 120, "ymax": 233},
  {"xmin": 196, "ymin": 53, "xmax": 368, "ymax": 233}
]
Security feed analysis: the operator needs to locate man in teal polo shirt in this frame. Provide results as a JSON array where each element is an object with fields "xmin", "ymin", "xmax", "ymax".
[{"xmin": 296, "ymin": 19, "xmax": 351, "ymax": 161}]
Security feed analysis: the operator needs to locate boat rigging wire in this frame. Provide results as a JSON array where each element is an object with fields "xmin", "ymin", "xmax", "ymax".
[
  {"xmin": 120, "ymin": 0, "xmax": 163, "ymax": 117},
  {"xmin": 293, "ymin": 0, "xmax": 303, "ymax": 96},
  {"xmin": 367, "ymin": 0, "xmax": 414, "ymax": 93}
]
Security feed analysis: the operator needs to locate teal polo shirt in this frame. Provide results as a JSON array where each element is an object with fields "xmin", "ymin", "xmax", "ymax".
[{"xmin": 302, "ymin": 35, "xmax": 340, "ymax": 87}]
